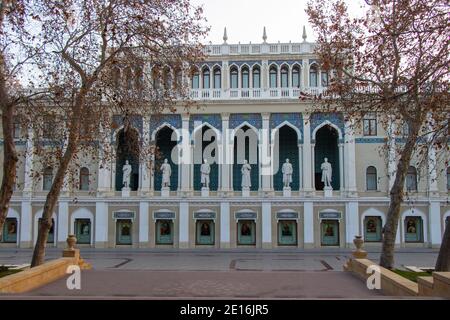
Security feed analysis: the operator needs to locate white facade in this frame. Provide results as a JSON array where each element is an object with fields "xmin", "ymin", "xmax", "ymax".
[{"xmin": 1, "ymin": 40, "xmax": 449, "ymax": 249}]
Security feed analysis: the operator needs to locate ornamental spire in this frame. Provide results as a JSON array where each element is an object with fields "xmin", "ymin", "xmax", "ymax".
[
  {"xmin": 223, "ymin": 27, "xmax": 228, "ymax": 44},
  {"xmin": 262, "ymin": 26, "xmax": 267, "ymax": 43},
  {"xmin": 302, "ymin": 25, "xmax": 307, "ymax": 42}
]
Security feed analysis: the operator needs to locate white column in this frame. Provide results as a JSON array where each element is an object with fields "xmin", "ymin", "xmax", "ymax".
[
  {"xmin": 20, "ymin": 201, "xmax": 32, "ymax": 248},
  {"xmin": 262, "ymin": 202, "xmax": 272, "ymax": 248},
  {"xmin": 303, "ymin": 201, "xmax": 314, "ymax": 248},
  {"xmin": 388, "ymin": 117, "xmax": 397, "ymax": 190},
  {"xmin": 57, "ymin": 201, "xmax": 69, "ymax": 247},
  {"xmin": 220, "ymin": 201, "xmax": 230, "ymax": 248},
  {"xmin": 298, "ymin": 144, "xmax": 303, "ymax": 193},
  {"xmin": 97, "ymin": 123, "xmax": 112, "ymax": 194},
  {"xmin": 179, "ymin": 202, "xmax": 189, "ymax": 248},
  {"xmin": 95, "ymin": 201, "xmax": 108, "ymax": 248},
  {"xmin": 23, "ymin": 127, "xmax": 34, "ymax": 196},
  {"xmin": 344, "ymin": 119, "xmax": 357, "ymax": 195},
  {"xmin": 260, "ymin": 113, "xmax": 272, "ymax": 193},
  {"xmin": 345, "ymin": 201, "xmax": 359, "ymax": 247},
  {"xmin": 139, "ymin": 201, "xmax": 149, "ymax": 247},
  {"xmin": 302, "ymin": 114, "xmax": 313, "ymax": 193},
  {"xmin": 180, "ymin": 114, "xmax": 191, "ymax": 194},
  {"xmin": 339, "ymin": 143, "xmax": 344, "ymax": 192},
  {"xmin": 311, "ymin": 143, "xmax": 315, "ymax": 190},
  {"xmin": 429, "ymin": 201, "xmax": 441, "ymax": 248},
  {"xmin": 139, "ymin": 116, "xmax": 151, "ymax": 195},
  {"xmin": 427, "ymin": 114, "xmax": 439, "ymax": 195},
  {"xmin": 221, "ymin": 113, "xmax": 231, "ymax": 194}
]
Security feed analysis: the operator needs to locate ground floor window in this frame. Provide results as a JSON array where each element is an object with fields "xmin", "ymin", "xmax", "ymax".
[
  {"xmin": 196, "ymin": 220, "xmax": 215, "ymax": 245},
  {"xmin": 2, "ymin": 218, "xmax": 17, "ymax": 243},
  {"xmin": 39, "ymin": 218, "xmax": 55, "ymax": 243},
  {"xmin": 156, "ymin": 220, "xmax": 174, "ymax": 245},
  {"xmin": 75, "ymin": 219, "xmax": 91, "ymax": 244},
  {"xmin": 405, "ymin": 216, "xmax": 423, "ymax": 243},
  {"xmin": 364, "ymin": 216, "xmax": 382, "ymax": 242},
  {"xmin": 237, "ymin": 220, "xmax": 255, "ymax": 245},
  {"xmin": 321, "ymin": 220, "xmax": 339, "ymax": 246},
  {"xmin": 116, "ymin": 219, "xmax": 132, "ymax": 245},
  {"xmin": 277, "ymin": 220, "xmax": 297, "ymax": 246}
]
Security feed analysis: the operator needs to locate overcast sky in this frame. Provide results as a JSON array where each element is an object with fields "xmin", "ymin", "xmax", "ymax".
[{"xmin": 191, "ymin": 0, "xmax": 367, "ymax": 44}]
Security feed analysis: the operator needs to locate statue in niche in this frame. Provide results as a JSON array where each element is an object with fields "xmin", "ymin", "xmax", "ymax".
[
  {"xmin": 122, "ymin": 160, "xmax": 132, "ymax": 189},
  {"xmin": 241, "ymin": 159, "xmax": 251, "ymax": 188},
  {"xmin": 282, "ymin": 158, "xmax": 293, "ymax": 188},
  {"xmin": 200, "ymin": 159, "xmax": 210, "ymax": 188},
  {"xmin": 161, "ymin": 159, "xmax": 171, "ymax": 188},
  {"xmin": 321, "ymin": 157, "xmax": 332, "ymax": 188}
]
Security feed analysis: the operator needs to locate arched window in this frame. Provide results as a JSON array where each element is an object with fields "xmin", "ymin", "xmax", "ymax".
[
  {"xmin": 366, "ymin": 166, "xmax": 377, "ymax": 191},
  {"xmin": 269, "ymin": 66, "xmax": 277, "ymax": 88},
  {"xmin": 124, "ymin": 66, "xmax": 133, "ymax": 90},
  {"xmin": 213, "ymin": 67, "xmax": 221, "ymax": 89},
  {"xmin": 191, "ymin": 68, "xmax": 199, "ymax": 89},
  {"xmin": 292, "ymin": 65, "xmax": 300, "ymax": 88},
  {"xmin": 321, "ymin": 71, "xmax": 329, "ymax": 87},
  {"xmin": 230, "ymin": 66, "xmax": 238, "ymax": 89},
  {"xmin": 309, "ymin": 65, "xmax": 318, "ymax": 87},
  {"xmin": 241, "ymin": 66, "xmax": 249, "ymax": 89},
  {"xmin": 280, "ymin": 65, "xmax": 289, "ymax": 88},
  {"xmin": 43, "ymin": 167, "xmax": 53, "ymax": 191},
  {"xmin": 447, "ymin": 167, "xmax": 450, "ymax": 191},
  {"xmin": 134, "ymin": 65, "xmax": 143, "ymax": 90},
  {"xmin": 163, "ymin": 67, "xmax": 172, "ymax": 90},
  {"xmin": 152, "ymin": 66, "xmax": 161, "ymax": 90},
  {"xmin": 252, "ymin": 66, "xmax": 260, "ymax": 88},
  {"xmin": 202, "ymin": 67, "xmax": 210, "ymax": 89},
  {"xmin": 406, "ymin": 166, "xmax": 417, "ymax": 191},
  {"xmin": 79, "ymin": 167, "xmax": 89, "ymax": 191}
]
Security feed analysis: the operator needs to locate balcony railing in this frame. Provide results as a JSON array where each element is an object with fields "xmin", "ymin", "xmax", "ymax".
[
  {"xmin": 190, "ymin": 87, "xmax": 327, "ymax": 100},
  {"xmin": 202, "ymin": 42, "xmax": 316, "ymax": 56}
]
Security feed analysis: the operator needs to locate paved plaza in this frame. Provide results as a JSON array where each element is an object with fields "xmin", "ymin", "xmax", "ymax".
[{"xmin": 0, "ymin": 248, "xmax": 440, "ymax": 299}]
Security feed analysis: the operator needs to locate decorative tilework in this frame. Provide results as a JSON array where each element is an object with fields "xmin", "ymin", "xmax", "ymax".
[
  {"xmin": 189, "ymin": 114, "xmax": 222, "ymax": 133},
  {"xmin": 196, "ymin": 61, "xmax": 223, "ymax": 69},
  {"xmin": 230, "ymin": 113, "xmax": 262, "ymax": 129},
  {"xmin": 150, "ymin": 114, "xmax": 182, "ymax": 135},
  {"xmin": 310, "ymin": 112, "xmax": 344, "ymax": 139},
  {"xmin": 270, "ymin": 113, "xmax": 303, "ymax": 143},
  {"xmin": 112, "ymin": 115, "xmax": 143, "ymax": 135},
  {"xmin": 355, "ymin": 137, "xmax": 386, "ymax": 144},
  {"xmin": 228, "ymin": 61, "xmax": 262, "ymax": 68},
  {"xmin": 268, "ymin": 60, "xmax": 302, "ymax": 66}
]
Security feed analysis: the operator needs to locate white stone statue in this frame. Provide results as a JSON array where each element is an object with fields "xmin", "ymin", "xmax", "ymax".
[
  {"xmin": 200, "ymin": 159, "xmax": 210, "ymax": 188},
  {"xmin": 241, "ymin": 159, "xmax": 252, "ymax": 188},
  {"xmin": 282, "ymin": 158, "xmax": 293, "ymax": 188},
  {"xmin": 321, "ymin": 157, "xmax": 332, "ymax": 188},
  {"xmin": 161, "ymin": 159, "xmax": 171, "ymax": 188},
  {"xmin": 122, "ymin": 160, "xmax": 132, "ymax": 189}
]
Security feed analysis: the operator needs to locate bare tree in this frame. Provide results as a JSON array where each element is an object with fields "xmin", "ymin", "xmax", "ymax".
[
  {"xmin": 0, "ymin": 0, "xmax": 46, "ymax": 239},
  {"xmin": 28, "ymin": 0, "xmax": 207, "ymax": 267},
  {"xmin": 306, "ymin": 0, "xmax": 449, "ymax": 269}
]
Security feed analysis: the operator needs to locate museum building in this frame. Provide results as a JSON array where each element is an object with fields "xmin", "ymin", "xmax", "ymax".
[{"xmin": 1, "ymin": 32, "xmax": 449, "ymax": 250}]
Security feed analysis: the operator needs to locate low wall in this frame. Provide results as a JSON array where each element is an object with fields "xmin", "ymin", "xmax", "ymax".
[
  {"xmin": 0, "ymin": 253, "xmax": 79, "ymax": 294},
  {"xmin": 344, "ymin": 258, "xmax": 418, "ymax": 296}
]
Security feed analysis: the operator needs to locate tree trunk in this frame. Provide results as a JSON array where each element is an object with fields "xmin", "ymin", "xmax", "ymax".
[
  {"xmin": 0, "ymin": 47, "xmax": 18, "ymax": 240},
  {"xmin": 435, "ymin": 221, "xmax": 450, "ymax": 271},
  {"xmin": 30, "ymin": 86, "xmax": 88, "ymax": 267},
  {"xmin": 379, "ymin": 128, "xmax": 418, "ymax": 269}
]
